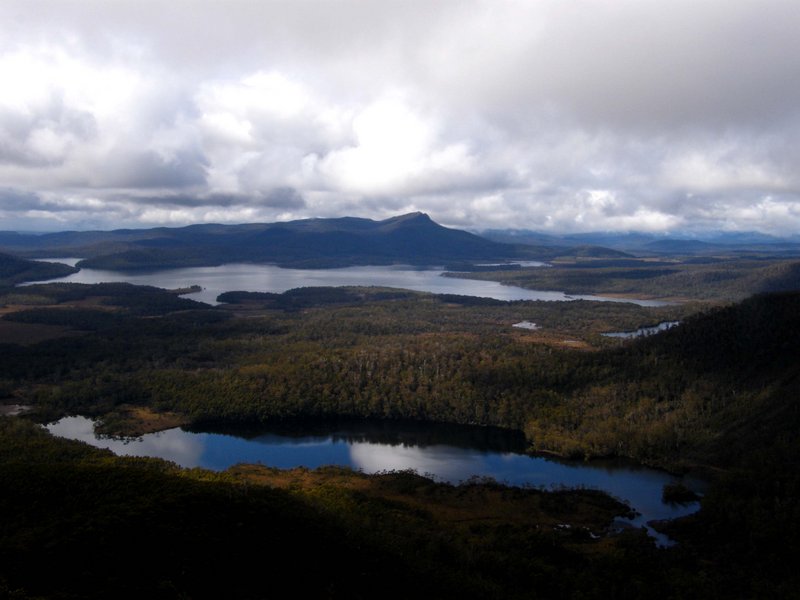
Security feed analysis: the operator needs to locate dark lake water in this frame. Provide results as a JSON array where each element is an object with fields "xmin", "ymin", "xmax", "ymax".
[
  {"xmin": 31, "ymin": 261, "xmax": 667, "ymax": 306},
  {"xmin": 47, "ymin": 416, "xmax": 705, "ymax": 546}
]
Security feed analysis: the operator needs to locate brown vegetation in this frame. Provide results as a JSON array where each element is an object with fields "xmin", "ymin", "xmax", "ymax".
[{"xmin": 95, "ymin": 405, "xmax": 191, "ymax": 437}]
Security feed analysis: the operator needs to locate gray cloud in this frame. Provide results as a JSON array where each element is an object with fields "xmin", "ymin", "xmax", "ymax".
[
  {"xmin": 258, "ymin": 188, "xmax": 306, "ymax": 210},
  {"xmin": 89, "ymin": 148, "xmax": 208, "ymax": 189},
  {"xmin": 0, "ymin": 96, "xmax": 97, "ymax": 167},
  {"xmin": 132, "ymin": 188, "xmax": 305, "ymax": 210},
  {"xmin": 0, "ymin": 0, "xmax": 798, "ymax": 234},
  {"xmin": 0, "ymin": 188, "xmax": 48, "ymax": 211}
]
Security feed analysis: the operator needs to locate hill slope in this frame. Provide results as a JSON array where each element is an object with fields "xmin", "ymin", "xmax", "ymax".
[
  {"xmin": 522, "ymin": 290, "xmax": 800, "ymax": 468},
  {"xmin": 1, "ymin": 213, "xmax": 530, "ymax": 270},
  {"xmin": 0, "ymin": 253, "xmax": 78, "ymax": 286}
]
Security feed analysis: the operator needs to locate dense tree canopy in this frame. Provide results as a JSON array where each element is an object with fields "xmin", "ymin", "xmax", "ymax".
[{"xmin": 1, "ymin": 282, "xmax": 799, "ymax": 597}]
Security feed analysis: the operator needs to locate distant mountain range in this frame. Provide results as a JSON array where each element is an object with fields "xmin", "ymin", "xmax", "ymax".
[
  {"xmin": 0, "ymin": 213, "xmax": 628, "ymax": 271},
  {"xmin": 480, "ymin": 228, "xmax": 800, "ymax": 256},
  {"xmin": 6, "ymin": 213, "xmax": 791, "ymax": 274}
]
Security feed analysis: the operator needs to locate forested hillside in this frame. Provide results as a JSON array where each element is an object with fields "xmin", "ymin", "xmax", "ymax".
[
  {"xmin": 1, "ymin": 282, "xmax": 796, "ymax": 469},
  {"xmin": 1, "ymin": 283, "xmax": 799, "ymax": 597},
  {"xmin": 0, "ymin": 252, "xmax": 77, "ymax": 286}
]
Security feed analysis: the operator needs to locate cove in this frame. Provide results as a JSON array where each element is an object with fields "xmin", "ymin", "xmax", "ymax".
[
  {"xmin": 47, "ymin": 416, "xmax": 705, "ymax": 546},
  {"xmin": 29, "ymin": 262, "xmax": 667, "ymax": 306}
]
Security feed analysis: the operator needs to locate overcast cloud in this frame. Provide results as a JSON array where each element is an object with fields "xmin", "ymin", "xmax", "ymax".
[{"xmin": 1, "ymin": 0, "xmax": 799, "ymax": 234}]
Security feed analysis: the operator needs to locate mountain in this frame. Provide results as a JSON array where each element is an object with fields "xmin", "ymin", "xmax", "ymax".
[
  {"xmin": 480, "ymin": 229, "xmax": 662, "ymax": 251},
  {"xmin": 563, "ymin": 244, "xmax": 631, "ymax": 258},
  {"xmin": 480, "ymin": 228, "xmax": 800, "ymax": 256},
  {"xmin": 477, "ymin": 229, "xmax": 565, "ymax": 247},
  {"xmin": 0, "ymin": 213, "xmax": 537, "ymax": 271}
]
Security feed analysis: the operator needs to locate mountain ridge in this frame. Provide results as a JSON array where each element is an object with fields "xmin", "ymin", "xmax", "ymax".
[
  {"xmin": 0, "ymin": 212, "xmax": 536, "ymax": 271},
  {"xmin": 480, "ymin": 227, "xmax": 800, "ymax": 256}
]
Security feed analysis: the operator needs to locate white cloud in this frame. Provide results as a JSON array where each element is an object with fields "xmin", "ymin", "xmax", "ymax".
[
  {"xmin": 316, "ymin": 97, "xmax": 476, "ymax": 196},
  {"xmin": 0, "ymin": 0, "xmax": 798, "ymax": 234}
]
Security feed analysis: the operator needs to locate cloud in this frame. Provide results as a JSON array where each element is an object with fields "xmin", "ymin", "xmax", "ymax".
[
  {"xmin": 133, "ymin": 188, "xmax": 306, "ymax": 210},
  {"xmin": 0, "ymin": 188, "xmax": 42, "ymax": 211},
  {"xmin": 313, "ymin": 96, "xmax": 480, "ymax": 196},
  {"xmin": 0, "ymin": 0, "xmax": 798, "ymax": 234},
  {"xmin": 46, "ymin": 416, "xmax": 205, "ymax": 468}
]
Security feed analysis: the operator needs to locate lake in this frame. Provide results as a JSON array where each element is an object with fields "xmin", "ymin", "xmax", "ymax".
[
  {"xmin": 47, "ymin": 416, "xmax": 705, "ymax": 546},
  {"xmin": 36, "ymin": 258, "xmax": 686, "ymax": 543},
  {"xmin": 32, "ymin": 261, "xmax": 667, "ymax": 306}
]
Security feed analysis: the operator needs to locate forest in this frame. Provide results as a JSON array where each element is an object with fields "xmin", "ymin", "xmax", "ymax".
[
  {"xmin": 1, "ymin": 275, "xmax": 799, "ymax": 597},
  {"xmin": 0, "ymin": 252, "xmax": 77, "ymax": 285}
]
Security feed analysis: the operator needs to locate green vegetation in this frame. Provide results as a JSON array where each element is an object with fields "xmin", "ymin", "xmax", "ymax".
[
  {"xmin": 1, "ymin": 280, "xmax": 799, "ymax": 596},
  {"xmin": 2, "ymin": 282, "xmax": 796, "ymax": 470},
  {"xmin": 2, "ymin": 284, "xmax": 697, "ymax": 439}
]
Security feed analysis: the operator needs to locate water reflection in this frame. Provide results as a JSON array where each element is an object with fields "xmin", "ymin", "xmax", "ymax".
[
  {"xmin": 349, "ymin": 441, "xmax": 491, "ymax": 481},
  {"xmin": 46, "ymin": 416, "xmax": 703, "ymax": 545},
  {"xmin": 47, "ymin": 416, "xmax": 206, "ymax": 466},
  {"xmin": 212, "ymin": 418, "xmax": 528, "ymax": 453}
]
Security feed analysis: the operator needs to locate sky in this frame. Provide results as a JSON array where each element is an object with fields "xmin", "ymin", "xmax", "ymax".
[{"xmin": 1, "ymin": 0, "xmax": 800, "ymax": 235}]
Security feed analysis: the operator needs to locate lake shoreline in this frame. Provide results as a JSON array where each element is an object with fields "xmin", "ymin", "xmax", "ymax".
[
  {"xmin": 44, "ymin": 412, "xmax": 706, "ymax": 538},
  {"xmin": 25, "ymin": 261, "xmax": 672, "ymax": 306},
  {"xmin": 51, "ymin": 406, "xmax": 716, "ymax": 483}
]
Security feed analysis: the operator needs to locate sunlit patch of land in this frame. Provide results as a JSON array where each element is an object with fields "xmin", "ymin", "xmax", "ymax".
[{"xmin": 94, "ymin": 405, "xmax": 191, "ymax": 437}]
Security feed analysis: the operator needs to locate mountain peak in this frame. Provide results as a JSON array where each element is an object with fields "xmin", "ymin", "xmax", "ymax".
[
  {"xmin": 386, "ymin": 211, "xmax": 431, "ymax": 222},
  {"xmin": 4, "ymin": 212, "xmax": 517, "ymax": 270},
  {"xmin": 378, "ymin": 212, "xmax": 435, "ymax": 230}
]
